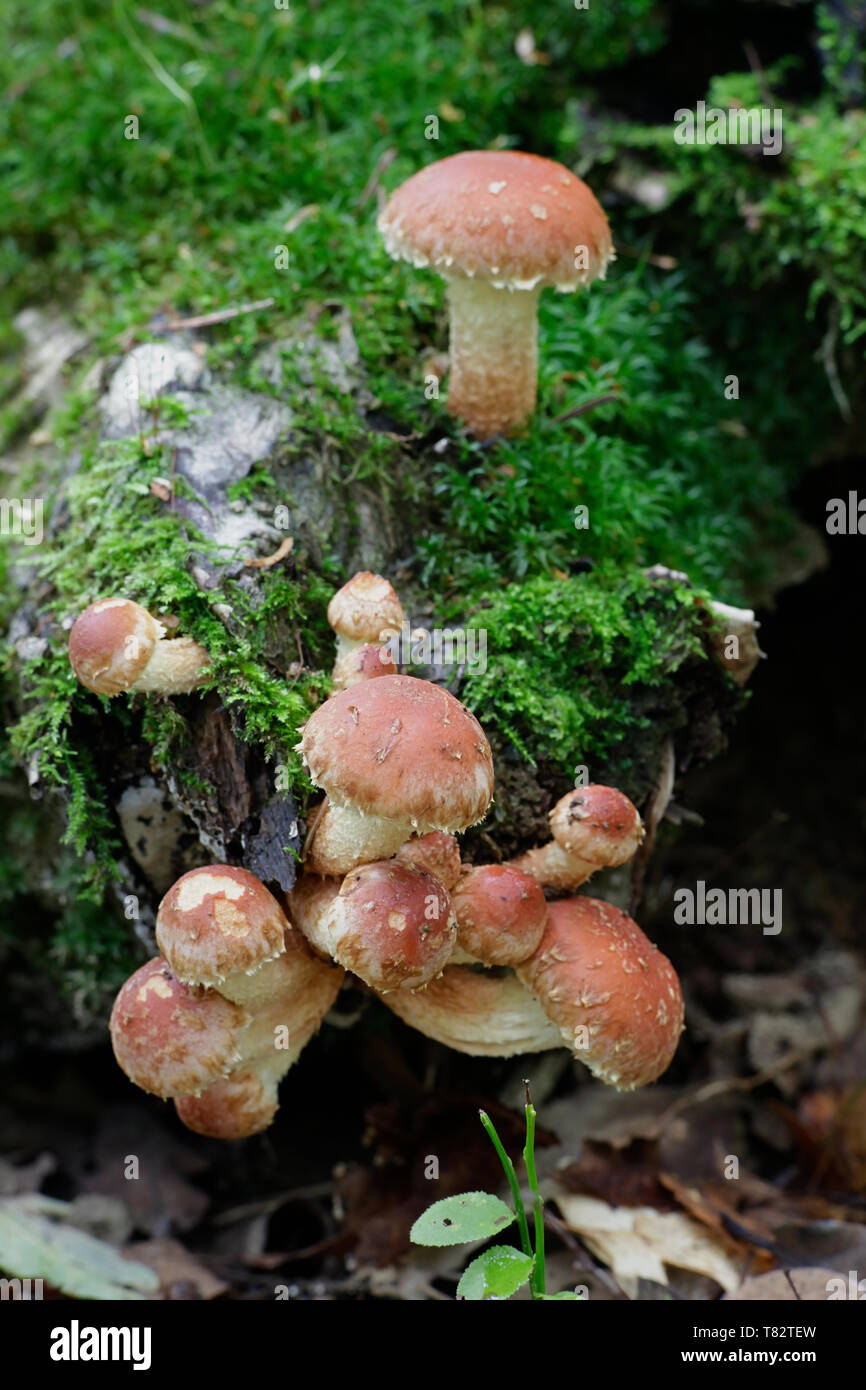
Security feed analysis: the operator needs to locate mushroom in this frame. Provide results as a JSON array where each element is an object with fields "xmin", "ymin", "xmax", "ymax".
[
  {"xmin": 68, "ymin": 597, "xmax": 210, "ymax": 696},
  {"xmin": 508, "ymin": 785, "xmax": 643, "ymax": 893},
  {"xmin": 174, "ymin": 1069, "xmax": 279, "ymax": 1141},
  {"xmin": 297, "ymin": 675, "xmax": 494, "ymax": 875},
  {"xmin": 290, "ymin": 859, "xmax": 455, "ymax": 992},
  {"xmin": 155, "ymin": 865, "xmax": 291, "ymax": 1003},
  {"xmin": 395, "ymin": 831, "xmax": 462, "ymax": 891},
  {"xmin": 327, "ymin": 572, "xmax": 403, "ymax": 691},
  {"xmin": 377, "ymin": 149, "xmax": 613, "ymax": 438},
  {"xmin": 516, "ymin": 896, "xmax": 684, "ymax": 1090},
  {"xmin": 109, "ymin": 958, "xmax": 248, "ymax": 1099},
  {"xmin": 333, "ymin": 642, "xmax": 397, "ymax": 690},
  {"xmin": 111, "ymin": 866, "xmax": 343, "ymax": 1138},
  {"xmin": 450, "ymin": 863, "xmax": 548, "ymax": 966},
  {"xmin": 382, "ymin": 966, "xmax": 562, "ymax": 1055}
]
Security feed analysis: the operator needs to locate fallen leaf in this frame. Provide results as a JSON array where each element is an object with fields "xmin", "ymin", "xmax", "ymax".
[
  {"xmin": 0, "ymin": 1196, "xmax": 160, "ymax": 1300},
  {"xmin": 125, "ymin": 1238, "xmax": 228, "ymax": 1300},
  {"xmin": 552, "ymin": 1190, "xmax": 746, "ymax": 1296}
]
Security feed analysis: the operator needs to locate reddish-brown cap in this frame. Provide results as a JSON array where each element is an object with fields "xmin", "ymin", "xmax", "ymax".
[
  {"xmin": 156, "ymin": 866, "xmax": 288, "ymax": 989},
  {"xmin": 378, "ymin": 151, "xmax": 613, "ymax": 291},
  {"xmin": 109, "ymin": 958, "xmax": 248, "ymax": 1098},
  {"xmin": 333, "ymin": 642, "xmax": 398, "ymax": 689},
  {"xmin": 452, "ymin": 864, "xmax": 548, "ymax": 966},
  {"xmin": 550, "ymin": 786, "xmax": 643, "ymax": 865},
  {"xmin": 395, "ymin": 832, "xmax": 462, "ymax": 891},
  {"xmin": 174, "ymin": 1069, "xmax": 278, "ymax": 1139},
  {"xmin": 327, "ymin": 572, "xmax": 403, "ymax": 644},
  {"xmin": 298, "ymin": 676, "xmax": 494, "ymax": 832},
  {"xmin": 330, "ymin": 860, "xmax": 454, "ymax": 990},
  {"xmin": 68, "ymin": 598, "xmax": 161, "ymax": 696},
  {"xmin": 517, "ymin": 897, "xmax": 683, "ymax": 1090}
]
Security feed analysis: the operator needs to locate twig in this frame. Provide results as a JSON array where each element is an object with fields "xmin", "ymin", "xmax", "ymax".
[
  {"xmin": 553, "ymin": 393, "xmax": 621, "ymax": 424},
  {"xmin": 356, "ymin": 147, "xmax": 397, "ymax": 209},
  {"xmin": 244, "ymin": 535, "xmax": 294, "ymax": 569},
  {"xmin": 743, "ymin": 39, "xmax": 774, "ymax": 111},
  {"xmin": 656, "ymin": 1044, "xmax": 820, "ymax": 1132},
  {"xmin": 166, "ymin": 298, "xmax": 275, "ymax": 331},
  {"xmin": 615, "ymin": 242, "xmax": 678, "ymax": 270}
]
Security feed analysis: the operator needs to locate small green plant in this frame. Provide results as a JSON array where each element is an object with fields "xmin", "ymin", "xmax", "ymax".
[{"xmin": 410, "ymin": 1085, "xmax": 582, "ymax": 1301}]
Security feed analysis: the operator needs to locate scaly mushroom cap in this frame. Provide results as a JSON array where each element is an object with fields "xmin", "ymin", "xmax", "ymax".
[
  {"xmin": 298, "ymin": 675, "xmax": 494, "ymax": 833},
  {"xmin": 517, "ymin": 897, "xmax": 684, "ymax": 1091},
  {"xmin": 395, "ymin": 831, "xmax": 462, "ymax": 891},
  {"xmin": 68, "ymin": 598, "xmax": 161, "ymax": 696},
  {"xmin": 330, "ymin": 860, "xmax": 454, "ymax": 991},
  {"xmin": 378, "ymin": 150, "xmax": 613, "ymax": 291},
  {"xmin": 327, "ymin": 572, "xmax": 403, "ymax": 645},
  {"xmin": 174, "ymin": 1069, "xmax": 278, "ymax": 1140},
  {"xmin": 550, "ymin": 786, "xmax": 643, "ymax": 863},
  {"xmin": 383, "ymin": 965, "xmax": 562, "ymax": 1055},
  {"xmin": 109, "ymin": 958, "xmax": 248, "ymax": 1099},
  {"xmin": 452, "ymin": 864, "xmax": 548, "ymax": 966},
  {"xmin": 156, "ymin": 866, "xmax": 288, "ymax": 992}
]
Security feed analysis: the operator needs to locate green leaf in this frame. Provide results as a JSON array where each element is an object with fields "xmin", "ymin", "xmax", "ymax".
[
  {"xmin": 410, "ymin": 1192, "xmax": 515, "ymax": 1247},
  {"xmin": 457, "ymin": 1246, "xmax": 535, "ymax": 1301},
  {"xmin": 0, "ymin": 1197, "xmax": 160, "ymax": 1301},
  {"xmin": 539, "ymin": 1290, "xmax": 586, "ymax": 1300}
]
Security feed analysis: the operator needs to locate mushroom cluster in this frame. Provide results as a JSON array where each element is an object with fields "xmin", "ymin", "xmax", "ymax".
[
  {"xmin": 106, "ymin": 571, "xmax": 684, "ymax": 1137},
  {"xmin": 290, "ymin": 572, "xmax": 684, "ymax": 1091},
  {"xmin": 110, "ymin": 867, "xmax": 342, "ymax": 1138}
]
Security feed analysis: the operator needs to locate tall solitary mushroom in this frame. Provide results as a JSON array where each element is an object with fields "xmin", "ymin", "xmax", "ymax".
[{"xmin": 377, "ymin": 150, "xmax": 613, "ymax": 439}]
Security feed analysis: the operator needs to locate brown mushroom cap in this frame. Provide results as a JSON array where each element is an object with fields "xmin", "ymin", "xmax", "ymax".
[
  {"xmin": 330, "ymin": 860, "xmax": 454, "ymax": 991},
  {"xmin": 156, "ymin": 866, "xmax": 288, "ymax": 991},
  {"xmin": 327, "ymin": 572, "xmax": 403, "ymax": 645},
  {"xmin": 378, "ymin": 150, "xmax": 613, "ymax": 292},
  {"xmin": 332, "ymin": 642, "xmax": 398, "ymax": 690},
  {"xmin": 516, "ymin": 897, "xmax": 684, "ymax": 1091},
  {"xmin": 68, "ymin": 598, "xmax": 161, "ymax": 696},
  {"xmin": 395, "ymin": 831, "xmax": 462, "ymax": 891},
  {"xmin": 174, "ymin": 1069, "xmax": 278, "ymax": 1140},
  {"xmin": 452, "ymin": 864, "xmax": 548, "ymax": 966},
  {"xmin": 298, "ymin": 675, "xmax": 494, "ymax": 832},
  {"xmin": 550, "ymin": 786, "xmax": 643, "ymax": 864},
  {"xmin": 109, "ymin": 958, "xmax": 248, "ymax": 1098}
]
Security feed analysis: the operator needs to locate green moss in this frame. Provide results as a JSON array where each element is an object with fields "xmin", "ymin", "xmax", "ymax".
[
  {"xmin": 3, "ymin": 427, "xmax": 332, "ymax": 900},
  {"xmin": 462, "ymin": 565, "xmax": 715, "ymax": 788}
]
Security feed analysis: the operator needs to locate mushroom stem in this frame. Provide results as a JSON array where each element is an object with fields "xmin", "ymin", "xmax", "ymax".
[
  {"xmin": 130, "ymin": 634, "xmax": 212, "ymax": 695},
  {"xmin": 445, "ymin": 279, "xmax": 541, "ymax": 438},
  {"xmin": 382, "ymin": 966, "xmax": 562, "ymax": 1055},
  {"xmin": 304, "ymin": 799, "xmax": 412, "ymax": 876}
]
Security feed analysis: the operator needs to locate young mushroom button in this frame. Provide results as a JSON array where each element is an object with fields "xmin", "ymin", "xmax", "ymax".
[
  {"xmin": 508, "ymin": 785, "xmax": 644, "ymax": 893},
  {"xmin": 328, "ymin": 572, "xmax": 403, "ymax": 691},
  {"xmin": 298, "ymin": 675, "xmax": 494, "ymax": 875},
  {"xmin": 68, "ymin": 598, "xmax": 210, "ymax": 696},
  {"xmin": 378, "ymin": 150, "xmax": 614, "ymax": 439}
]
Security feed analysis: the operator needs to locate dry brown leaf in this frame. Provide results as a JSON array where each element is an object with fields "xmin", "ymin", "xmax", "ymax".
[
  {"xmin": 552, "ymin": 1190, "xmax": 746, "ymax": 1296},
  {"xmin": 125, "ymin": 1238, "xmax": 228, "ymax": 1300}
]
